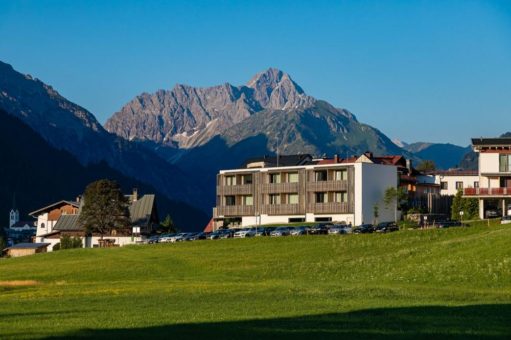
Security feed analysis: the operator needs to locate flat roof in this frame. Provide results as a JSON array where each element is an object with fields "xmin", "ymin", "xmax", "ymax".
[
  {"xmin": 5, "ymin": 243, "xmax": 50, "ymax": 250},
  {"xmin": 472, "ymin": 137, "xmax": 511, "ymax": 147}
]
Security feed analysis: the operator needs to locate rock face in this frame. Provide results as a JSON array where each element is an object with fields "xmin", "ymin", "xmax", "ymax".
[
  {"xmin": 0, "ymin": 61, "xmax": 208, "ymax": 212},
  {"xmin": 105, "ymin": 68, "xmax": 316, "ymax": 149}
]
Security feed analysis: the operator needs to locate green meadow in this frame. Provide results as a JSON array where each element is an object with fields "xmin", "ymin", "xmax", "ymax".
[{"xmin": 1, "ymin": 222, "xmax": 510, "ymax": 339}]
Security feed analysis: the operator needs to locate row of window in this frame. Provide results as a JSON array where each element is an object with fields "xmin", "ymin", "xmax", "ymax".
[
  {"xmin": 224, "ymin": 169, "xmax": 348, "ymax": 186},
  {"xmin": 440, "ymin": 181, "xmax": 479, "ymax": 190},
  {"xmin": 500, "ymin": 154, "xmax": 511, "ymax": 173},
  {"xmin": 223, "ymin": 191, "xmax": 348, "ymax": 206}
]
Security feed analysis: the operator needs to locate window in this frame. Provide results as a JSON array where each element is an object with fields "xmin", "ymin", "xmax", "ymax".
[
  {"xmin": 440, "ymin": 182, "xmax": 448, "ymax": 190},
  {"xmin": 334, "ymin": 169, "xmax": 347, "ymax": 181},
  {"xmin": 242, "ymin": 195, "xmax": 253, "ymax": 206},
  {"xmin": 40, "ymin": 222, "xmax": 45, "ymax": 229},
  {"xmin": 269, "ymin": 173, "xmax": 281, "ymax": 184},
  {"xmin": 334, "ymin": 191, "xmax": 347, "ymax": 203},
  {"xmin": 225, "ymin": 196, "xmax": 236, "ymax": 206},
  {"xmin": 241, "ymin": 174, "xmax": 253, "ymax": 185},
  {"xmin": 315, "ymin": 192, "xmax": 327, "ymax": 203},
  {"xmin": 288, "ymin": 193, "xmax": 299, "ymax": 204},
  {"xmin": 315, "ymin": 217, "xmax": 332, "ymax": 222},
  {"xmin": 500, "ymin": 154, "xmax": 511, "ymax": 172},
  {"xmin": 315, "ymin": 170, "xmax": 328, "ymax": 182},
  {"xmin": 225, "ymin": 176, "xmax": 236, "ymax": 186},
  {"xmin": 289, "ymin": 217, "xmax": 305, "ymax": 223},
  {"xmin": 288, "ymin": 172, "xmax": 299, "ymax": 183},
  {"xmin": 474, "ymin": 181, "xmax": 479, "ymax": 188},
  {"xmin": 269, "ymin": 194, "xmax": 281, "ymax": 205},
  {"xmin": 455, "ymin": 182, "xmax": 463, "ymax": 190}
]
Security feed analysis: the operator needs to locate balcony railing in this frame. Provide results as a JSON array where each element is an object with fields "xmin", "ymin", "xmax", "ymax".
[
  {"xmin": 464, "ymin": 187, "xmax": 511, "ymax": 196},
  {"xmin": 261, "ymin": 204, "xmax": 302, "ymax": 215},
  {"xmin": 261, "ymin": 182, "xmax": 299, "ymax": 194},
  {"xmin": 215, "ymin": 205, "xmax": 255, "ymax": 217},
  {"xmin": 307, "ymin": 180, "xmax": 348, "ymax": 192},
  {"xmin": 216, "ymin": 184, "xmax": 253, "ymax": 196},
  {"xmin": 307, "ymin": 202, "xmax": 351, "ymax": 214}
]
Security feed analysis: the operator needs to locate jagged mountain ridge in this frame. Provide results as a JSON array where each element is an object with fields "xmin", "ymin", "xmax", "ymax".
[
  {"xmin": 0, "ymin": 61, "xmax": 208, "ymax": 212},
  {"xmin": 106, "ymin": 68, "xmax": 328, "ymax": 149}
]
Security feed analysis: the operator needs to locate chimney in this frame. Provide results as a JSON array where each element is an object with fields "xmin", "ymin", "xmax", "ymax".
[
  {"xmin": 334, "ymin": 154, "xmax": 339, "ymax": 163},
  {"xmin": 76, "ymin": 195, "xmax": 81, "ymax": 203},
  {"xmin": 132, "ymin": 188, "xmax": 138, "ymax": 202},
  {"xmin": 364, "ymin": 151, "xmax": 373, "ymax": 159},
  {"xmin": 406, "ymin": 159, "xmax": 413, "ymax": 173}
]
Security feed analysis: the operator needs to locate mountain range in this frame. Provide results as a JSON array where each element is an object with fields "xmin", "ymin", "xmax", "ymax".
[{"xmin": 0, "ymin": 61, "xmax": 494, "ymax": 229}]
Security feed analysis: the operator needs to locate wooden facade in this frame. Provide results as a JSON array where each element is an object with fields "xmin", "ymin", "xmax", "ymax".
[{"xmin": 215, "ymin": 165, "xmax": 355, "ymax": 218}]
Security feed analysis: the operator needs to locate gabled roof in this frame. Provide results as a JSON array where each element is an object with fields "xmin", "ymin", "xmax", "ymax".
[
  {"xmin": 53, "ymin": 215, "xmax": 80, "ymax": 231},
  {"xmin": 130, "ymin": 194, "xmax": 156, "ymax": 227},
  {"xmin": 29, "ymin": 200, "xmax": 80, "ymax": 217},
  {"xmin": 10, "ymin": 221, "xmax": 35, "ymax": 229}
]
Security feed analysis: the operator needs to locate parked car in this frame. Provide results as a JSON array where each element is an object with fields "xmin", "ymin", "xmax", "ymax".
[
  {"xmin": 208, "ymin": 231, "xmax": 222, "ymax": 240},
  {"xmin": 486, "ymin": 209, "xmax": 501, "ymax": 219},
  {"xmin": 254, "ymin": 227, "xmax": 271, "ymax": 237},
  {"xmin": 501, "ymin": 216, "xmax": 511, "ymax": 224},
  {"xmin": 234, "ymin": 228, "xmax": 256, "ymax": 238},
  {"xmin": 308, "ymin": 224, "xmax": 329, "ymax": 235},
  {"xmin": 290, "ymin": 226, "xmax": 309, "ymax": 236},
  {"xmin": 328, "ymin": 224, "xmax": 351, "ymax": 235},
  {"xmin": 374, "ymin": 222, "xmax": 399, "ymax": 233},
  {"xmin": 146, "ymin": 235, "xmax": 160, "ymax": 244},
  {"xmin": 219, "ymin": 229, "xmax": 235, "ymax": 239},
  {"xmin": 353, "ymin": 224, "xmax": 374, "ymax": 234},
  {"xmin": 270, "ymin": 227, "xmax": 291, "ymax": 237},
  {"xmin": 169, "ymin": 233, "xmax": 188, "ymax": 242},
  {"xmin": 158, "ymin": 233, "xmax": 176, "ymax": 243}
]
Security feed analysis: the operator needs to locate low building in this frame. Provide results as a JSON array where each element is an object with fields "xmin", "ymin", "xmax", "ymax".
[
  {"xmin": 31, "ymin": 190, "xmax": 159, "ymax": 251},
  {"xmin": 433, "ymin": 170, "xmax": 479, "ymax": 196},
  {"xmin": 213, "ymin": 152, "xmax": 398, "ymax": 229},
  {"xmin": 3, "ymin": 243, "xmax": 50, "ymax": 257},
  {"xmin": 463, "ymin": 137, "xmax": 511, "ymax": 218}
]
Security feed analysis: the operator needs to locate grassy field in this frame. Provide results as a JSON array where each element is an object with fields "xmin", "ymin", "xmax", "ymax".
[{"xmin": 1, "ymin": 221, "xmax": 510, "ymax": 339}]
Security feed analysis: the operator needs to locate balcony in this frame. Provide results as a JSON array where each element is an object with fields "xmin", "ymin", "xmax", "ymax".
[
  {"xmin": 261, "ymin": 182, "xmax": 299, "ymax": 194},
  {"xmin": 216, "ymin": 184, "xmax": 253, "ymax": 196},
  {"xmin": 464, "ymin": 187, "xmax": 511, "ymax": 197},
  {"xmin": 307, "ymin": 180, "xmax": 348, "ymax": 192},
  {"xmin": 215, "ymin": 205, "xmax": 255, "ymax": 217},
  {"xmin": 261, "ymin": 204, "xmax": 302, "ymax": 215},
  {"xmin": 307, "ymin": 202, "xmax": 351, "ymax": 214}
]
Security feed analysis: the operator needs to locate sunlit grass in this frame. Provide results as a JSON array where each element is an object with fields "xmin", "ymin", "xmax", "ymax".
[{"xmin": 0, "ymin": 221, "xmax": 510, "ymax": 338}]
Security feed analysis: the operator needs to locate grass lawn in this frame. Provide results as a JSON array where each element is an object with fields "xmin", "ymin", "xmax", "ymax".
[{"xmin": 1, "ymin": 221, "xmax": 510, "ymax": 339}]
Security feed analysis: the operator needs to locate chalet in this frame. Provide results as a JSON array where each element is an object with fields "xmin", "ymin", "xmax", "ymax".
[{"xmin": 31, "ymin": 190, "xmax": 159, "ymax": 251}]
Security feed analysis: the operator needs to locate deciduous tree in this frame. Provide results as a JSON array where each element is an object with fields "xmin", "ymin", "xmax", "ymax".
[{"xmin": 78, "ymin": 180, "xmax": 131, "ymax": 240}]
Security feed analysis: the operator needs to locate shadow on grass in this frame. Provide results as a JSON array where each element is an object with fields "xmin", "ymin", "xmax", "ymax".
[{"xmin": 45, "ymin": 304, "xmax": 511, "ymax": 339}]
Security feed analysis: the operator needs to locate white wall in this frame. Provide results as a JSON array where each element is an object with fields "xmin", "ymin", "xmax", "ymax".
[
  {"xmin": 435, "ymin": 175, "xmax": 480, "ymax": 195},
  {"xmin": 35, "ymin": 213, "xmax": 57, "ymax": 237},
  {"xmin": 479, "ymin": 153, "xmax": 500, "ymax": 174},
  {"xmin": 355, "ymin": 163, "xmax": 397, "ymax": 225}
]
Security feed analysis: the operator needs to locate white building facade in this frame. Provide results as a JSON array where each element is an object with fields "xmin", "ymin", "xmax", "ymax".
[
  {"xmin": 463, "ymin": 138, "xmax": 511, "ymax": 218},
  {"xmin": 433, "ymin": 171, "xmax": 480, "ymax": 196}
]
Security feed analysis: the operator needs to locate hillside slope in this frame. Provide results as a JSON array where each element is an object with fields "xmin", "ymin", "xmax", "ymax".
[
  {"xmin": 0, "ymin": 109, "xmax": 208, "ymax": 230},
  {"xmin": 1, "ymin": 223, "xmax": 510, "ymax": 338},
  {"xmin": 0, "ymin": 61, "xmax": 207, "ymax": 210},
  {"xmin": 403, "ymin": 142, "xmax": 471, "ymax": 169}
]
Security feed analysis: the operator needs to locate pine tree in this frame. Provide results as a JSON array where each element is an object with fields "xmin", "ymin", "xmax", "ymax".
[{"xmin": 78, "ymin": 180, "xmax": 131, "ymax": 240}]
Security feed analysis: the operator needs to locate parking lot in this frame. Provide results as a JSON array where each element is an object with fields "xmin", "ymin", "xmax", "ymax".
[{"xmin": 145, "ymin": 221, "xmax": 406, "ymax": 244}]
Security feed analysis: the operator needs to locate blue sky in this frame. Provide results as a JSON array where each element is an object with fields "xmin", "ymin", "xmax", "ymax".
[{"xmin": 0, "ymin": 0, "xmax": 510, "ymax": 146}]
